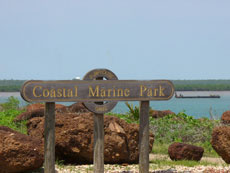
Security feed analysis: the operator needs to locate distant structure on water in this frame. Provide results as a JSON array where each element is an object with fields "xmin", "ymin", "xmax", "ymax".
[{"xmin": 175, "ymin": 92, "xmax": 220, "ymax": 99}]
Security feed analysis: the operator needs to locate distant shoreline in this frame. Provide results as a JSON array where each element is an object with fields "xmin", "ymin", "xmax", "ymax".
[{"xmin": 1, "ymin": 79, "xmax": 230, "ymax": 92}]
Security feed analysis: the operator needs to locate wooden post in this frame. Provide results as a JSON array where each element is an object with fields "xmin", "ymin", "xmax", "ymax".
[
  {"xmin": 94, "ymin": 113, "xmax": 104, "ymax": 173},
  {"xmin": 44, "ymin": 102, "xmax": 56, "ymax": 173},
  {"xmin": 139, "ymin": 101, "xmax": 150, "ymax": 173}
]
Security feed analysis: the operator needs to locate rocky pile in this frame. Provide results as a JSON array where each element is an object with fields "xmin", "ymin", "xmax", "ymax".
[
  {"xmin": 27, "ymin": 112, "xmax": 154, "ymax": 164},
  {"xmin": 149, "ymin": 109, "xmax": 175, "ymax": 119},
  {"xmin": 0, "ymin": 126, "xmax": 43, "ymax": 172},
  {"xmin": 168, "ymin": 142, "xmax": 204, "ymax": 161}
]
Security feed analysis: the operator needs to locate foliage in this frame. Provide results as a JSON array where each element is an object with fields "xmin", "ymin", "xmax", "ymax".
[
  {"xmin": 106, "ymin": 112, "xmax": 135, "ymax": 124},
  {"xmin": 150, "ymin": 112, "xmax": 219, "ymax": 144},
  {"xmin": 125, "ymin": 102, "xmax": 154, "ymax": 123},
  {"xmin": 150, "ymin": 112, "xmax": 220, "ymax": 157},
  {"xmin": 0, "ymin": 109, "xmax": 26, "ymax": 134},
  {"xmin": 125, "ymin": 102, "xmax": 140, "ymax": 122},
  {"xmin": 0, "ymin": 97, "xmax": 26, "ymax": 133},
  {"xmin": 109, "ymin": 102, "xmax": 220, "ymax": 157},
  {"xmin": 0, "ymin": 80, "xmax": 25, "ymax": 86},
  {"xmin": 0, "ymin": 96, "xmax": 20, "ymax": 110},
  {"xmin": 56, "ymin": 159, "xmax": 65, "ymax": 167},
  {"xmin": 173, "ymin": 80, "xmax": 230, "ymax": 91},
  {"xmin": 0, "ymin": 80, "xmax": 25, "ymax": 92}
]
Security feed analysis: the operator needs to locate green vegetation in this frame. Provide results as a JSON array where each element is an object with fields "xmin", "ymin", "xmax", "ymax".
[
  {"xmin": 0, "ymin": 80, "xmax": 25, "ymax": 92},
  {"xmin": 150, "ymin": 113, "xmax": 219, "ymax": 157},
  {"xmin": 0, "ymin": 97, "xmax": 26, "ymax": 134},
  {"xmin": 173, "ymin": 80, "xmax": 230, "ymax": 91},
  {"xmin": 1, "ymin": 79, "xmax": 230, "ymax": 91},
  {"xmin": 110, "ymin": 102, "xmax": 220, "ymax": 157},
  {"xmin": 0, "ymin": 96, "xmax": 20, "ymax": 110}
]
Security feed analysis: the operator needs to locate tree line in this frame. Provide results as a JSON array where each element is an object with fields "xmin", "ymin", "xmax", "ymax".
[
  {"xmin": 1, "ymin": 79, "xmax": 230, "ymax": 92},
  {"xmin": 0, "ymin": 80, "xmax": 25, "ymax": 92},
  {"xmin": 173, "ymin": 80, "xmax": 230, "ymax": 91}
]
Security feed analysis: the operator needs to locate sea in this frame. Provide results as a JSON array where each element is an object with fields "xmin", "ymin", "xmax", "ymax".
[{"xmin": 1, "ymin": 91, "xmax": 230, "ymax": 119}]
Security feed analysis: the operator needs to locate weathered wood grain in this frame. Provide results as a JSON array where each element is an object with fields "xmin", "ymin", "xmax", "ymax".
[
  {"xmin": 93, "ymin": 113, "xmax": 104, "ymax": 173},
  {"xmin": 21, "ymin": 80, "xmax": 174, "ymax": 102},
  {"xmin": 139, "ymin": 101, "xmax": 150, "ymax": 173},
  {"xmin": 44, "ymin": 102, "xmax": 56, "ymax": 173}
]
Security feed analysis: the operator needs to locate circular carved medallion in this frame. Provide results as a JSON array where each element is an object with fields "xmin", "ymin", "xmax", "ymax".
[{"xmin": 83, "ymin": 69, "xmax": 118, "ymax": 114}]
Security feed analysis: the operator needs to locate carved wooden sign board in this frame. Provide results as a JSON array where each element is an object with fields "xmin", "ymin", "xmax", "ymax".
[
  {"xmin": 21, "ymin": 80, "xmax": 173, "ymax": 101},
  {"xmin": 21, "ymin": 80, "xmax": 174, "ymax": 114},
  {"xmin": 21, "ymin": 69, "xmax": 174, "ymax": 113}
]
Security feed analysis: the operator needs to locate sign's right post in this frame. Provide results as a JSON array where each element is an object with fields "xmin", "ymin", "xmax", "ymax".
[{"xmin": 139, "ymin": 101, "xmax": 150, "ymax": 173}]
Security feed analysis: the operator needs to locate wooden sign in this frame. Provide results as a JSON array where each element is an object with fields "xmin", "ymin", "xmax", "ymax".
[
  {"xmin": 20, "ymin": 68, "xmax": 175, "ymax": 173},
  {"xmin": 21, "ymin": 80, "xmax": 174, "ymax": 102}
]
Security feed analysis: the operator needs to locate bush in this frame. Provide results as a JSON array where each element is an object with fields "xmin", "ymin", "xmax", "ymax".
[
  {"xmin": 0, "ymin": 96, "xmax": 20, "ymax": 110},
  {"xmin": 0, "ymin": 97, "xmax": 26, "ymax": 133},
  {"xmin": 150, "ymin": 112, "xmax": 219, "ymax": 144},
  {"xmin": 150, "ymin": 112, "xmax": 220, "ymax": 156},
  {"xmin": 125, "ymin": 102, "xmax": 154, "ymax": 123},
  {"xmin": 110, "ymin": 103, "xmax": 220, "ymax": 157},
  {"xmin": 0, "ymin": 109, "xmax": 26, "ymax": 134},
  {"xmin": 125, "ymin": 102, "xmax": 140, "ymax": 122}
]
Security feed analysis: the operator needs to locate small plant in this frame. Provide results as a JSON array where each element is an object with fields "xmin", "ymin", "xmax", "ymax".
[
  {"xmin": 0, "ymin": 96, "xmax": 20, "ymax": 110},
  {"xmin": 125, "ymin": 102, "xmax": 140, "ymax": 122},
  {"xmin": 55, "ymin": 159, "xmax": 65, "ymax": 167},
  {"xmin": 0, "ymin": 109, "xmax": 26, "ymax": 134}
]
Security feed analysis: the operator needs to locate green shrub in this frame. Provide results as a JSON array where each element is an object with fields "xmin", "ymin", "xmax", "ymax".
[
  {"xmin": 0, "ymin": 97, "xmax": 26, "ymax": 133},
  {"xmin": 0, "ymin": 109, "xmax": 26, "ymax": 134},
  {"xmin": 150, "ymin": 112, "xmax": 219, "ymax": 144},
  {"xmin": 125, "ymin": 102, "xmax": 154, "ymax": 123},
  {"xmin": 150, "ymin": 112, "xmax": 220, "ymax": 156},
  {"xmin": 109, "ymin": 103, "xmax": 220, "ymax": 157},
  {"xmin": 0, "ymin": 96, "xmax": 20, "ymax": 110},
  {"xmin": 125, "ymin": 102, "xmax": 140, "ymax": 122}
]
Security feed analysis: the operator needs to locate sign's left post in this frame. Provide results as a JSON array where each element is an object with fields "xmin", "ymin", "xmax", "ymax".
[{"xmin": 44, "ymin": 102, "xmax": 56, "ymax": 173}]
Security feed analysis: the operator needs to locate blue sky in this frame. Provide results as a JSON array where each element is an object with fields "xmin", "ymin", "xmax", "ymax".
[{"xmin": 0, "ymin": 0, "xmax": 229, "ymax": 80}]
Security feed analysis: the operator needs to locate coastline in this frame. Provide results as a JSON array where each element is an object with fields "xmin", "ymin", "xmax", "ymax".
[{"xmin": 1, "ymin": 91, "xmax": 230, "ymax": 118}]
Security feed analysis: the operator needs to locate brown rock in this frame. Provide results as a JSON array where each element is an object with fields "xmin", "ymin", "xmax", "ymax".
[
  {"xmin": 221, "ymin": 111, "xmax": 230, "ymax": 124},
  {"xmin": 27, "ymin": 113, "xmax": 154, "ymax": 164},
  {"xmin": 14, "ymin": 108, "xmax": 45, "ymax": 122},
  {"xmin": 0, "ymin": 126, "xmax": 43, "ymax": 173},
  {"xmin": 56, "ymin": 102, "xmax": 89, "ymax": 114},
  {"xmin": 14, "ymin": 102, "xmax": 88, "ymax": 122},
  {"xmin": 25, "ymin": 103, "xmax": 45, "ymax": 112},
  {"xmin": 26, "ymin": 103, "xmax": 65, "ymax": 112},
  {"xmin": 211, "ymin": 126, "xmax": 230, "ymax": 164},
  {"xmin": 150, "ymin": 109, "xmax": 175, "ymax": 118},
  {"xmin": 168, "ymin": 142, "xmax": 204, "ymax": 161}
]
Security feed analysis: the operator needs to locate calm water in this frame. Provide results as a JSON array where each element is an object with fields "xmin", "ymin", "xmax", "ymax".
[{"xmin": 1, "ymin": 91, "xmax": 230, "ymax": 119}]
